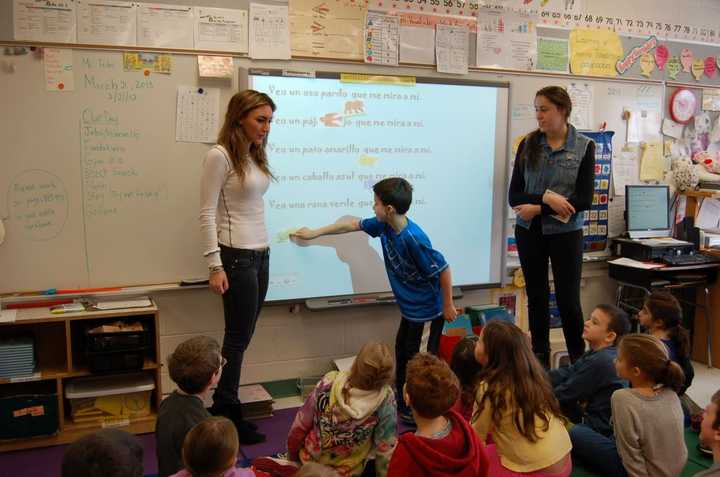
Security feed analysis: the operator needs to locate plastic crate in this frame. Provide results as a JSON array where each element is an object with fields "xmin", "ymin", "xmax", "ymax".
[
  {"xmin": 0, "ymin": 393, "xmax": 59, "ymax": 440},
  {"xmin": 65, "ymin": 373, "xmax": 154, "ymax": 424},
  {"xmin": 84, "ymin": 324, "xmax": 149, "ymax": 373}
]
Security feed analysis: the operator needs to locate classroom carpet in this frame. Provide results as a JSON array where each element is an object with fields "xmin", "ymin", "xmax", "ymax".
[{"xmin": 0, "ymin": 405, "xmax": 711, "ymax": 477}]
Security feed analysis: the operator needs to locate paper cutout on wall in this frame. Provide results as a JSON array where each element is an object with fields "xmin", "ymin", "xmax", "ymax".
[
  {"xmin": 680, "ymin": 48, "xmax": 693, "ymax": 72},
  {"xmin": 655, "ymin": 44, "xmax": 669, "ymax": 70},
  {"xmin": 249, "ymin": 3, "xmax": 291, "ymax": 60},
  {"xmin": 44, "ymin": 48, "xmax": 74, "ymax": 91},
  {"xmin": 476, "ymin": 9, "xmax": 537, "ymax": 71},
  {"xmin": 692, "ymin": 59, "xmax": 704, "ymax": 80},
  {"xmin": 567, "ymin": 82, "xmax": 593, "ymax": 130},
  {"xmin": 639, "ymin": 141, "xmax": 665, "ymax": 181},
  {"xmin": 290, "ymin": 0, "xmax": 365, "ymax": 60},
  {"xmin": 436, "ymin": 24, "xmax": 469, "ymax": 75},
  {"xmin": 616, "ymin": 36, "xmax": 656, "ymax": 75},
  {"xmin": 569, "ymin": 29, "xmax": 623, "ymax": 77},
  {"xmin": 640, "ymin": 53, "xmax": 655, "ymax": 77},
  {"xmin": 364, "ymin": 12, "xmax": 399, "ymax": 66},
  {"xmin": 198, "ymin": 56, "xmax": 234, "ymax": 79},
  {"xmin": 666, "ymin": 56, "xmax": 681, "ymax": 80},
  {"xmin": 703, "ymin": 89, "xmax": 720, "ymax": 112},
  {"xmin": 536, "ymin": 37, "xmax": 568, "ymax": 72},
  {"xmin": 123, "ymin": 52, "xmax": 171, "ymax": 74},
  {"xmin": 705, "ymin": 57, "xmax": 717, "ymax": 78}
]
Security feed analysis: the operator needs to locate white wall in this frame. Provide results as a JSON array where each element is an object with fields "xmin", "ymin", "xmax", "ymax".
[{"xmin": 157, "ymin": 262, "xmax": 615, "ymax": 393}]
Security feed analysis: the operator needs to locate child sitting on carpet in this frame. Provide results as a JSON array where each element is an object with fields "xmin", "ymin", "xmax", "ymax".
[
  {"xmin": 284, "ymin": 342, "xmax": 397, "ymax": 476},
  {"xmin": 472, "ymin": 321, "xmax": 572, "ymax": 477},
  {"xmin": 171, "ymin": 416, "xmax": 256, "ymax": 477}
]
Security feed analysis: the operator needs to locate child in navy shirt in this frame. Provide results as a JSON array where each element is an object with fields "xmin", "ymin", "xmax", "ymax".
[
  {"xmin": 550, "ymin": 303, "xmax": 630, "ymax": 436},
  {"xmin": 293, "ymin": 177, "xmax": 457, "ymax": 422}
]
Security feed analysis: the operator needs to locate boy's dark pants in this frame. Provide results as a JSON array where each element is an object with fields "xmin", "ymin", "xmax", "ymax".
[{"xmin": 395, "ymin": 315, "xmax": 445, "ymax": 411}]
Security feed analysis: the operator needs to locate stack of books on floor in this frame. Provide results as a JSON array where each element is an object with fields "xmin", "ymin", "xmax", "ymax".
[
  {"xmin": 239, "ymin": 384, "xmax": 274, "ymax": 419},
  {"xmin": 0, "ymin": 335, "xmax": 36, "ymax": 380}
]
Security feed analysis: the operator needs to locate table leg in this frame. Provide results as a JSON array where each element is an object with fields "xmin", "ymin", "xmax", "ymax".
[{"xmin": 706, "ymin": 286, "xmax": 714, "ymax": 368}]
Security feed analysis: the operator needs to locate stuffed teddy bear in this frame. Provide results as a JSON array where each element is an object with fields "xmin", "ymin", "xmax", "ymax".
[{"xmin": 671, "ymin": 155, "xmax": 699, "ymax": 190}]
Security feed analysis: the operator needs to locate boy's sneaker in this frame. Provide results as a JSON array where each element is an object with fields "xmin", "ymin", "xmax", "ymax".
[{"xmin": 252, "ymin": 456, "xmax": 299, "ymax": 477}]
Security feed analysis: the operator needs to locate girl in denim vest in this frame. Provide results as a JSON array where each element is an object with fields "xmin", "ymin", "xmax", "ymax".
[{"xmin": 509, "ymin": 86, "xmax": 596, "ymax": 366}]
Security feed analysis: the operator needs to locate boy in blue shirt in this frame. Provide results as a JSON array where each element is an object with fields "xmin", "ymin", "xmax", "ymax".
[
  {"xmin": 292, "ymin": 177, "xmax": 457, "ymax": 422},
  {"xmin": 549, "ymin": 303, "xmax": 629, "ymax": 436},
  {"xmin": 551, "ymin": 303, "xmax": 630, "ymax": 475}
]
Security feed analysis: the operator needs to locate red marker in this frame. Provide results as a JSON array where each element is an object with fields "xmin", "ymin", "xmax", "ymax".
[{"xmin": 6, "ymin": 299, "xmax": 74, "ymax": 310}]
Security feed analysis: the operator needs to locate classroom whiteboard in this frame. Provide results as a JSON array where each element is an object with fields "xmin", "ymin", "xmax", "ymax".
[
  {"xmin": 1, "ymin": 46, "xmax": 664, "ymax": 296},
  {"xmin": 1, "ymin": 50, "xmax": 512, "ymax": 297},
  {"xmin": 1, "ymin": 50, "xmax": 230, "ymax": 293}
]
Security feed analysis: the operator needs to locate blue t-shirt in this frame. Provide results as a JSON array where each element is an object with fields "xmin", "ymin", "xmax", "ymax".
[{"xmin": 360, "ymin": 217, "xmax": 448, "ymax": 321}]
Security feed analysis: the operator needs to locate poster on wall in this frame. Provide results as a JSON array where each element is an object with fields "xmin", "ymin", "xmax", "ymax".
[{"xmin": 582, "ymin": 131, "xmax": 613, "ymax": 252}]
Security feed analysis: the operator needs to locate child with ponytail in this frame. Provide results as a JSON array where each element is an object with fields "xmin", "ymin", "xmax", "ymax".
[
  {"xmin": 638, "ymin": 291, "xmax": 694, "ymax": 394},
  {"xmin": 611, "ymin": 334, "xmax": 688, "ymax": 477},
  {"xmin": 285, "ymin": 342, "xmax": 397, "ymax": 476}
]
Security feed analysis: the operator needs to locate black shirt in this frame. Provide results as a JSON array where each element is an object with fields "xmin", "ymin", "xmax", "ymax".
[{"xmin": 156, "ymin": 391, "xmax": 211, "ymax": 477}]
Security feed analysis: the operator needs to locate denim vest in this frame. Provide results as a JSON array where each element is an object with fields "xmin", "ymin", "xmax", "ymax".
[{"xmin": 516, "ymin": 124, "xmax": 593, "ymax": 235}]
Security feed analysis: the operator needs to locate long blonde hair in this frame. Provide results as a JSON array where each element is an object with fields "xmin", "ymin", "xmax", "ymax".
[
  {"xmin": 217, "ymin": 89, "xmax": 276, "ymax": 181},
  {"xmin": 346, "ymin": 342, "xmax": 394, "ymax": 393}
]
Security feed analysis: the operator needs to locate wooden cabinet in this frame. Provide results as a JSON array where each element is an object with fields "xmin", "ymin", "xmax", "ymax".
[
  {"xmin": 0, "ymin": 304, "xmax": 161, "ymax": 451},
  {"xmin": 681, "ymin": 191, "xmax": 720, "ymax": 366}
]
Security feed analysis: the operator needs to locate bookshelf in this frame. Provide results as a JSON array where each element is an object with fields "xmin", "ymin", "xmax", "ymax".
[{"xmin": 0, "ymin": 304, "xmax": 161, "ymax": 451}]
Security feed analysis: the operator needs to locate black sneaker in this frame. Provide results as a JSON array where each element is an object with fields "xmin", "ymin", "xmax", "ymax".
[
  {"xmin": 208, "ymin": 402, "xmax": 259, "ymax": 431},
  {"xmin": 235, "ymin": 419, "xmax": 266, "ymax": 445},
  {"xmin": 208, "ymin": 403, "xmax": 265, "ymax": 444}
]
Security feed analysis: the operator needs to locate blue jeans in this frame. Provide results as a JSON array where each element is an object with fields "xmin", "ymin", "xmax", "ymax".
[
  {"xmin": 570, "ymin": 424, "xmax": 628, "ymax": 477},
  {"xmin": 213, "ymin": 246, "xmax": 270, "ymax": 406}
]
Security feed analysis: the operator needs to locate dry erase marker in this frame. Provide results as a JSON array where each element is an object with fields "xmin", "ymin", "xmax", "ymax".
[{"xmin": 50, "ymin": 303, "xmax": 85, "ymax": 314}]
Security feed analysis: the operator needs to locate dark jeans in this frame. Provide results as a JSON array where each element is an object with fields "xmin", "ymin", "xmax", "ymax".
[
  {"xmin": 213, "ymin": 246, "xmax": 270, "ymax": 406},
  {"xmin": 395, "ymin": 315, "xmax": 444, "ymax": 411},
  {"xmin": 515, "ymin": 223, "xmax": 585, "ymax": 361},
  {"xmin": 570, "ymin": 424, "xmax": 628, "ymax": 477}
]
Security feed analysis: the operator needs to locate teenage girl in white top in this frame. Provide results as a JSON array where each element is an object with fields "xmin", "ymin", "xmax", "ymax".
[{"xmin": 199, "ymin": 90, "xmax": 275, "ymax": 444}]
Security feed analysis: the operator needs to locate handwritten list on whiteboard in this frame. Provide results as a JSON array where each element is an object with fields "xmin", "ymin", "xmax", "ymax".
[{"xmin": 176, "ymin": 86, "xmax": 220, "ymax": 144}]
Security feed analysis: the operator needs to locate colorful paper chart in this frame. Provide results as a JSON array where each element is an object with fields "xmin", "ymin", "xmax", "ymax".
[{"xmin": 582, "ymin": 131, "xmax": 614, "ymax": 253}]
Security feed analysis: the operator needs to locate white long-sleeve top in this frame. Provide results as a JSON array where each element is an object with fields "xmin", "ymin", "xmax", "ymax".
[{"xmin": 199, "ymin": 145, "xmax": 270, "ymax": 268}]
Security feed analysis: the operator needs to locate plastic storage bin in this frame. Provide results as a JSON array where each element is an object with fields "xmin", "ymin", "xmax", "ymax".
[
  {"xmin": 84, "ymin": 323, "xmax": 149, "ymax": 373},
  {"xmin": 0, "ymin": 393, "xmax": 59, "ymax": 440},
  {"xmin": 65, "ymin": 373, "xmax": 154, "ymax": 424}
]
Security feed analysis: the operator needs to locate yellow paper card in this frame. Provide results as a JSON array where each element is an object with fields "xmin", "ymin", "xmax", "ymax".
[
  {"xmin": 569, "ymin": 29, "xmax": 623, "ymax": 77},
  {"xmin": 639, "ymin": 141, "xmax": 665, "ymax": 181}
]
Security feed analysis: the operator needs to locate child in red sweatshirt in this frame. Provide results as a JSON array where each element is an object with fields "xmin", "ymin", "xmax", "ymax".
[{"xmin": 388, "ymin": 352, "xmax": 488, "ymax": 477}]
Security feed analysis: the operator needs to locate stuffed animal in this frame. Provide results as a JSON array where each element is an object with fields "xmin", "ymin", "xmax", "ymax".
[
  {"xmin": 685, "ymin": 127, "xmax": 705, "ymax": 157},
  {"xmin": 694, "ymin": 151, "xmax": 720, "ymax": 174},
  {"xmin": 711, "ymin": 114, "xmax": 720, "ymax": 144},
  {"xmin": 695, "ymin": 113, "xmax": 712, "ymax": 150},
  {"xmin": 671, "ymin": 155, "xmax": 699, "ymax": 190}
]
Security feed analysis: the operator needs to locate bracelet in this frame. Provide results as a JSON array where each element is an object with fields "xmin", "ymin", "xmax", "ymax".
[{"xmin": 209, "ymin": 265, "xmax": 224, "ymax": 273}]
